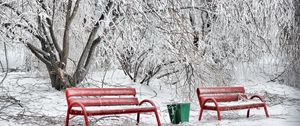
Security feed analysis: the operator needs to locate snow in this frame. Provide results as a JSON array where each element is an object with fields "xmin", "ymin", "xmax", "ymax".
[
  {"xmin": 71, "ymin": 106, "xmax": 156, "ymax": 111},
  {"xmin": 0, "ymin": 71, "xmax": 300, "ymax": 126},
  {"xmin": 204, "ymin": 99, "xmax": 263, "ymax": 107},
  {"xmin": 0, "ymin": 44, "xmax": 27, "ymax": 70}
]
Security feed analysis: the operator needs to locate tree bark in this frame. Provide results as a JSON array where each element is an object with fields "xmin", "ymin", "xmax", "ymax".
[{"xmin": 73, "ymin": 1, "xmax": 115, "ymax": 84}]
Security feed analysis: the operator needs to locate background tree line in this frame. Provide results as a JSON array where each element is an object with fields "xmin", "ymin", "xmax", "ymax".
[{"xmin": 0, "ymin": 0, "xmax": 299, "ymax": 95}]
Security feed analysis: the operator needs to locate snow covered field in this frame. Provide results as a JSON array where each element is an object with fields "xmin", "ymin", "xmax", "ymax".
[{"xmin": 0, "ymin": 71, "xmax": 300, "ymax": 126}]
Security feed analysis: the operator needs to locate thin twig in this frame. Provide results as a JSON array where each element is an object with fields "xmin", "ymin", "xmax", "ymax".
[
  {"xmin": 0, "ymin": 61, "xmax": 4, "ymax": 72},
  {"xmin": 0, "ymin": 42, "xmax": 9, "ymax": 85}
]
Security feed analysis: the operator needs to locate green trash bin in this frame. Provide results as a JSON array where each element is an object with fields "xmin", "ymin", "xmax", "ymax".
[{"xmin": 167, "ymin": 103, "xmax": 190, "ymax": 124}]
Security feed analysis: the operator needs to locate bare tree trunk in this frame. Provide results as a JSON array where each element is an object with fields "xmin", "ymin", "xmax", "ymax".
[
  {"xmin": 27, "ymin": 0, "xmax": 81, "ymax": 90},
  {"xmin": 1, "ymin": 0, "xmax": 121, "ymax": 90},
  {"xmin": 290, "ymin": 0, "xmax": 300, "ymax": 87},
  {"xmin": 73, "ymin": 1, "xmax": 115, "ymax": 84}
]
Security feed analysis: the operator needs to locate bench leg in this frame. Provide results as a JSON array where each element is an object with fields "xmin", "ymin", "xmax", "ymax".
[
  {"xmin": 83, "ymin": 112, "xmax": 90, "ymax": 126},
  {"xmin": 66, "ymin": 106, "xmax": 73, "ymax": 126},
  {"xmin": 136, "ymin": 111, "xmax": 161, "ymax": 126},
  {"xmin": 199, "ymin": 109, "xmax": 221, "ymax": 120},
  {"xmin": 247, "ymin": 109, "xmax": 250, "ymax": 118},
  {"xmin": 65, "ymin": 111, "xmax": 70, "ymax": 126},
  {"xmin": 198, "ymin": 109, "xmax": 204, "ymax": 120},
  {"xmin": 264, "ymin": 106, "xmax": 269, "ymax": 117},
  {"xmin": 67, "ymin": 102, "xmax": 90, "ymax": 126},
  {"xmin": 247, "ymin": 106, "xmax": 269, "ymax": 118},
  {"xmin": 154, "ymin": 110, "xmax": 161, "ymax": 126},
  {"xmin": 217, "ymin": 110, "xmax": 221, "ymax": 120},
  {"xmin": 136, "ymin": 113, "xmax": 140, "ymax": 125},
  {"xmin": 66, "ymin": 110, "xmax": 90, "ymax": 126}
]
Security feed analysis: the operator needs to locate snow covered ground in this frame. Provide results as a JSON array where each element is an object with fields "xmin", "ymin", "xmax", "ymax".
[{"xmin": 0, "ymin": 71, "xmax": 300, "ymax": 126}]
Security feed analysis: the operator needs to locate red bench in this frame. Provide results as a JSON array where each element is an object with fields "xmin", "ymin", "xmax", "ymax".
[
  {"xmin": 65, "ymin": 88, "xmax": 161, "ymax": 126},
  {"xmin": 196, "ymin": 86, "xmax": 269, "ymax": 120}
]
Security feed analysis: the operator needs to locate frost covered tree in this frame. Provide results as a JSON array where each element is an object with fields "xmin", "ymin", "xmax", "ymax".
[
  {"xmin": 0, "ymin": 0, "xmax": 120, "ymax": 90},
  {"xmin": 283, "ymin": 0, "xmax": 300, "ymax": 87},
  {"xmin": 0, "ymin": 0, "xmax": 298, "ymax": 92},
  {"xmin": 112, "ymin": 0, "xmax": 298, "ymax": 92}
]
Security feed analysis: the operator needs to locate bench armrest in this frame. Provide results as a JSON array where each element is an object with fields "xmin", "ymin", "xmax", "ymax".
[
  {"xmin": 249, "ymin": 95, "xmax": 266, "ymax": 102},
  {"xmin": 68, "ymin": 101, "xmax": 88, "ymax": 114},
  {"xmin": 69, "ymin": 101, "xmax": 86, "ymax": 108},
  {"xmin": 139, "ymin": 99, "xmax": 157, "ymax": 107},
  {"xmin": 202, "ymin": 97, "xmax": 219, "ymax": 107}
]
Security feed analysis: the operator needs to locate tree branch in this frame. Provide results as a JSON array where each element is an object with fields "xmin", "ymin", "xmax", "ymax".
[
  {"xmin": 127, "ymin": 6, "xmax": 212, "ymax": 16},
  {"xmin": 48, "ymin": 0, "xmax": 61, "ymax": 57},
  {"xmin": 27, "ymin": 43, "xmax": 50, "ymax": 59},
  {"xmin": 1, "ymin": 2, "xmax": 38, "ymax": 34},
  {"xmin": 26, "ymin": 43, "xmax": 51, "ymax": 66},
  {"xmin": 84, "ymin": 36, "xmax": 101, "ymax": 69},
  {"xmin": 61, "ymin": 0, "xmax": 75, "ymax": 65},
  {"xmin": 0, "ymin": 42, "xmax": 8, "ymax": 85},
  {"xmin": 157, "ymin": 70, "xmax": 180, "ymax": 79},
  {"xmin": 46, "ymin": 18, "xmax": 62, "ymax": 57},
  {"xmin": 36, "ymin": 0, "xmax": 49, "ymax": 14},
  {"xmin": 39, "ymin": 16, "xmax": 53, "ymax": 51},
  {"xmin": 69, "ymin": 0, "xmax": 81, "ymax": 20},
  {"xmin": 117, "ymin": 53, "xmax": 134, "ymax": 80},
  {"xmin": 76, "ymin": 1, "xmax": 114, "ymax": 70},
  {"xmin": 52, "ymin": 0, "xmax": 56, "ymax": 25},
  {"xmin": 2, "ymin": 23, "xmax": 47, "ymax": 46}
]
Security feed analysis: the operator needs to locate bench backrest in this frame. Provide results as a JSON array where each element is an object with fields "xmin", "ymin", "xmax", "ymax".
[
  {"xmin": 66, "ymin": 88, "xmax": 138, "ymax": 106},
  {"xmin": 196, "ymin": 86, "xmax": 245, "ymax": 106}
]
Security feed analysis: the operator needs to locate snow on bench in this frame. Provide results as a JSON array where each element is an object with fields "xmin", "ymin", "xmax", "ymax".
[
  {"xmin": 65, "ymin": 88, "xmax": 161, "ymax": 126},
  {"xmin": 205, "ymin": 99, "xmax": 263, "ymax": 107},
  {"xmin": 196, "ymin": 86, "xmax": 269, "ymax": 120},
  {"xmin": 71, "ymin": 105, "xmax": 157, "ymax": 111}
]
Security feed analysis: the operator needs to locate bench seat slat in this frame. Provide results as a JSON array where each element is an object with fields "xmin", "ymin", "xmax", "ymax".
[
  {"xmin": 202, "ymin": 94, "xmax": 247, "ymax": 102},
  {"xmin": 70, "ymin": 106, "xmax": 157, "ymax": 116},
  {"xmin": 69, "ymin": 98, "xmax": 139, "ymax": 106},
  {"xmin": 66, "ymin": 88, "xmax": 136, "ymax": 97},
  {"xmin": 204, "ymin": 99, "xmax": 263, "ymax": 107},
  {"xmin": 198, "ymin": 87, "xmax": 245, "ymax": 94},
  {"xmin": 204, "ymin": 102, "xmax": 266, "ymax": 111}
]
